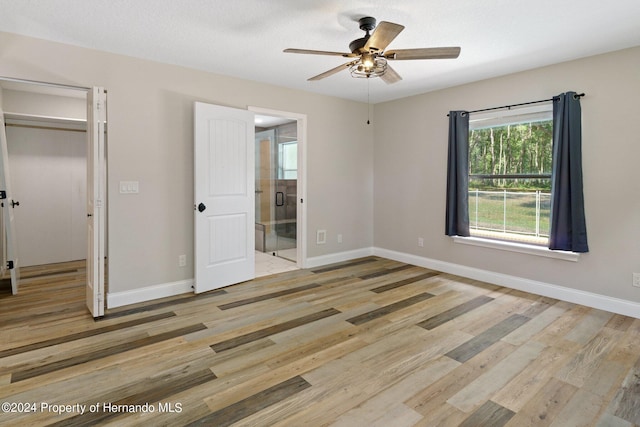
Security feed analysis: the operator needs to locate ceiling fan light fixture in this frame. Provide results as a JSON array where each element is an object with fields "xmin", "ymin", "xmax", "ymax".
[
  {"xmin": 349, "ymin": 56, "xmax": 387, "ymax": 79},
  {"xmin": 362, "ymin": 53, "xmax": 374, "ymax": 68},
  {"xmin": 284, "ymin": 17, "xmax": 461, "ymax": 84}
]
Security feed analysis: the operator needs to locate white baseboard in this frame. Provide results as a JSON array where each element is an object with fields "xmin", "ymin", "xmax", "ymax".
[
  {"xmin": 305, "ymin": 247, "xmax": 375, "ymax": 269},
  {"xmin": 106, "ymin": 248, "xmax": 640, "ymax": 319},
  {"xmin": 374, "ymin": 247, "xmax": 640, "ymax": 319},
  {"xmin": 107, "ymin": 279, "xmax": 194, "ymax": 309},
  {"xmin": 107, "ymin": 247, "xmax": 375, "ymax": 309}
]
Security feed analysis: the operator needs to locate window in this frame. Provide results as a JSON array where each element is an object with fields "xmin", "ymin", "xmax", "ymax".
[
  {"xmin": 278, "ymin": 141, "xmax": 297, "ymax": 179},
  {"xmin": 468, "ymin": 105, "xmax": 552, "ymax": 245},
  {"xmin": 446, "ymin": 92, "xmax": 587, "ymax": 256}
]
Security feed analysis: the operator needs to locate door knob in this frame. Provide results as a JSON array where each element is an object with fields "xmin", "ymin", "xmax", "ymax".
[{"xmin": 197, "ymin": 202, "xmax": 206, "ymax": 212}]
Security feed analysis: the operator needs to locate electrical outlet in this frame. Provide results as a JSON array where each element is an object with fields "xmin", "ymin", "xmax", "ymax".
[
  {"xmin": 179, "ymin": 254, "xmax": 187, "ymax": 267},
  {"xmin": 337, "ymin": 234, "xmax": 343, "ymax": 243},
  {"xmin": 418, "ymin": 237, "xmax": 424, "ymax": 247},
  {"xmin": 316, "ymin": 230, "xmax": 326, "ymax": 245},
  {"xmin": 633, "ymin": 273, "xmax": 640, "ymax": 287}
]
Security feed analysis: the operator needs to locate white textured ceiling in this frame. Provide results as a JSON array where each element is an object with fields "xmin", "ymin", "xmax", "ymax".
[{"xmin": 0, "ymin": 0, "xmax": 639, "ymax": 104}]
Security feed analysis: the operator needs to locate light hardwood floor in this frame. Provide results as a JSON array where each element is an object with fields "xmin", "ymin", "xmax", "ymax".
[{"xmin": 0, "ymin": 257, "xmax": 638, "ymax": 426}]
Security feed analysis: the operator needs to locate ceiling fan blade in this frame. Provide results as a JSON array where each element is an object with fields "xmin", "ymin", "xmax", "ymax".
[
  {"xmin": 308, "ymin": 60, "xmax": 358, "ymax": 81},
  {"xmin": 380, "ymin": 64, "xmax": 402, "ymax": 84},
  {"xmin": 364, "ymin": 21, "xmax": 404, "ymax": 52},
  {"xmin": 385, "ymin": 47, "xmax": 461, "ymax": 60},
  {"xmin": 284, "ymin": 48, "xmax": 354, "ymax": 57}
]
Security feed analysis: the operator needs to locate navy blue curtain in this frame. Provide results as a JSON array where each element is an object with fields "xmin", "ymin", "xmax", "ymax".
[
  {"xmin": 549, "ymin": 92, "xmax": 589, "ymax": 252},
  {"xmin": 445, "ymin": 111, "xmax": 470, "ymax": 236}
]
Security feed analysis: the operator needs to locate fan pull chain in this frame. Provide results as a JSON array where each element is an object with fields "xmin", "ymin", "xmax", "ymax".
[{"xmin": 367, "ymin": 77, "xmax": 371, "ymax": 125}]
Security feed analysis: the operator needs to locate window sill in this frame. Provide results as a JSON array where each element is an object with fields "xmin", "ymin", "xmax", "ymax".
[{"xmin": 452, "ymin": 236, "xmax": 580, "ymax": 262}]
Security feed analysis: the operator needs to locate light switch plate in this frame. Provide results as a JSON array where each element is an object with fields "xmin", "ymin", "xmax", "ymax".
[{"xmin": 119, "ymin": 181, "xmax": 139, "ymax": 194}]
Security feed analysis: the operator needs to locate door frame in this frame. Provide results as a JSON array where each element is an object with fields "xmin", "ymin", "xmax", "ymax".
[
  {"xmin": 249, "ymin": 106, "xmax": 307, "ymax": 268},
  {"xmin": 0, "ymin": 76, "xmax": 107, "ymax": 315}
]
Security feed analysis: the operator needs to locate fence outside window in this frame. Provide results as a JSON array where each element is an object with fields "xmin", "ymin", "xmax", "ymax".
[{"xmin": 469, "ymin": 189, "xmax": 551, "ymax": 239}]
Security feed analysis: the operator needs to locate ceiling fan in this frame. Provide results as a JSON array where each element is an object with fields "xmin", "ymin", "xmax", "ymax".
[{"xmin": 284, "ymin": 16, "xmax": 461, "ymax": 84}]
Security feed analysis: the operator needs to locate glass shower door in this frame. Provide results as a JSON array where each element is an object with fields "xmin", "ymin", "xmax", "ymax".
[
  {"xmin": 254, "ymin": 124, "xmax": 297, "ymax": 262},
  {"xmin": 274, "ymin": 140, "xmax": 297, "ymax": 261}
]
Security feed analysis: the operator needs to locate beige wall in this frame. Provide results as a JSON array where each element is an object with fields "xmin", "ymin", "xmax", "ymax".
[
  {"xmin": 373, "ymin": 46, "xmax": 640, "ymax": 303},
  {"xmin": 0, "ymin": 31, "xmax": 374, "ymax": 293},
  {"xmin": 2, "ymin": 29, "xmax": 638, "ymax": 308}
]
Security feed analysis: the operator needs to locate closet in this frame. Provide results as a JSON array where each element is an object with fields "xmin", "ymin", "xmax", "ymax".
[{"xmin": 1, "ymin": 82, "xmax": 87, "ymax": 268}]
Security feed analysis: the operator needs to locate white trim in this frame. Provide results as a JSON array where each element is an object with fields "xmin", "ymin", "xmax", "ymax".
[
  {"xmin": 104, "ymin": 247, "xmax": 640, "ymax": 319},
  {"xmin": 452, "ymin": 236, "xmax": 580, "ymax": 262},
  {"xmin": 373, "ymin": 247, "xmax": 640, "ymax": 319},
  {"xmin": 306, "ymin": 247, "xmax": 374, "ymax": 269},
  {"xmin": 109, "ymin": 248, "xmax": 374, "ymax": 308},
  {"xmin": 107, "ymin": 279, "xmax": 193, "ymax": 309}
]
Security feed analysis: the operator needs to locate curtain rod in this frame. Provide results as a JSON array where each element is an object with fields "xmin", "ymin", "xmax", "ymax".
[{"xmin": 447, "ymin": 93, "xmax": 585, "ymax": 117}]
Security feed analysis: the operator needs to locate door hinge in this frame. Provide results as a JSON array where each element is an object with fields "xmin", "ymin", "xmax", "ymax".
[
  {"xmin": 0, "ymin": 191, "xmax": 6, "ymax": 200},
  {"xmin": 7, "ymin": 260, "xmax": 14, "ymax": 270}
]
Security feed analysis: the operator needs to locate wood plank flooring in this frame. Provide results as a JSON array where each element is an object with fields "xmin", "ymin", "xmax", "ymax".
[{"xmin": 1, "ymin": 257, "xmax": 639, "ymax": 426}]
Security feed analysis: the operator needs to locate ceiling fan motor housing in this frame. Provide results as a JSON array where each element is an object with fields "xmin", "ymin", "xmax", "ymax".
[
  {"xmin": 349, "ymin": 16, "xmax": 377, "ymax": 54},
  {"xmin": 349, "ymin": 37, "xmax": 368, "ymax": 54}
]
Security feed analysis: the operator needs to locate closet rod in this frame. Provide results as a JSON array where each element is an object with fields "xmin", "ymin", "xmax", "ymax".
[
  {"xmin": 0, "ymin": 76, "xmax": 89, "ymax": 92},
  {"xmin": 447, "ymin": 93, "xmax": 585, "ymax": 117},
  {"xmin": 5, "ymin": 123, "xmax": 86, "ymax": 133}
]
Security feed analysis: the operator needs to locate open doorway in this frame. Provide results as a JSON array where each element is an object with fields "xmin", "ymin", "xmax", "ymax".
[
  {"xmin": 252, "ymin": 108, "xmax": 306, "ymax": 276},
  {"xmin": 0, "ymin": 77, "xmax": 107, "ymax": 316}
]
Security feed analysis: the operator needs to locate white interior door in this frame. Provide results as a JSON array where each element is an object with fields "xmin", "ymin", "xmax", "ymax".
[
  {"xmin": 0, "ymin": 108, "xmax": 20, "ymax": 294},
  {"xmin": 86, "ymin": 87, "xmax": 106, "ymax": 317},
  {"xmin": 194, "ymin": 102, "xmax": 255, "ymax": 293}
]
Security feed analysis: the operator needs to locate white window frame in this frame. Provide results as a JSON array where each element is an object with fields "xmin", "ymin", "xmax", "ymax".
[
  {"xmin": 278, "ymin": 140, "xmax": 297, "ymax": 179},
  {"xmin": 455, "ymin": 104, "xmax": 580, "ymax": 261},
  {"xmin": 452, "ymin": 235, "xmax": 579, "ymax": 261}
]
